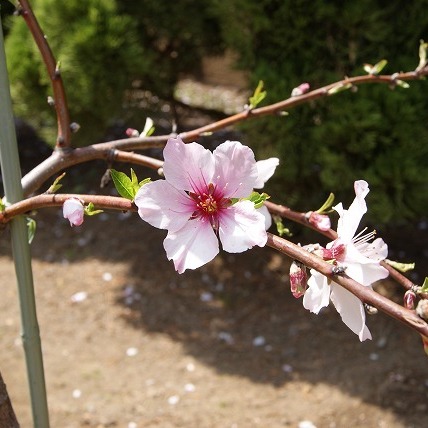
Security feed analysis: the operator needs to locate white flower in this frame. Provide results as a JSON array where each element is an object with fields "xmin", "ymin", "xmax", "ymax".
[{"xmin": 303, "ymin": 180, "xmax": 389, "ymax": 341}]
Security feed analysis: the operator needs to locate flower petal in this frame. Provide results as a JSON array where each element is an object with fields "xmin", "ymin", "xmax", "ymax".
[
  {"xmin": 254, "ymin": 158, "xmax": 279, "ymax": 189},
  {"xmin": 163, "ymin": 136, "xmax": 215, "ymax": 193},
  {"xmin": 213, "ymin": 141, "xmax": 258, "ymax": 198},
  {"xmin": 330, "ymin": 283, "xmax": 372, "ymax": 341},
  {"xmin": 218, "ymin": 200, "xmax": 267, "ymax": 253},
  {"xmin": 135, "ymin": 180, "xmax": 195, "ymax": 232},
  {"xmin": 258, "ymin": 204, "xmax": 272, "ymax": 230},
  {"xmin": 303, "ymin": 271, "xmax": 331, "ymax": 314},
  {"xmin": 335, "ymin": 180, "xmax": 369, "ymax": 242},
  {"xmin": 63, "ymin": 198, "xmax": 84, "ymax": 227},
  {"xmin": 163, "ymin": 218, "xmax": 219, "ymax": 273}
]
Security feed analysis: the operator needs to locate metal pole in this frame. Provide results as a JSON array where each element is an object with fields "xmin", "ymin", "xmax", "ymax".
[{"xmin": 0, "ymin": 14, "xmax": 50, "ymax": 428}]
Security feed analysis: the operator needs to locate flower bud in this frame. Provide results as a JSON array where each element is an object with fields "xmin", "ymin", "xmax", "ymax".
[
  {"xmin": 125, "ymin": 128, "xmax": 140, "ymax": 138},
  {"xmin": 63, "ymin": 198, "xmax": 85, "ymax": 227},
  {"xmin": 291, "ymin": 82, "xmax": 310, "ymax": 97},
  {"xmin": 307, "ymin": 211, "xmax": 331, "ymax": 231},
  {"xmin": 289, "ymin": 261, "xmax": 308, "ymax": 298},
  {"xmin": 403, "ymin": 290, "xmax": 417, "ymax": 310}
]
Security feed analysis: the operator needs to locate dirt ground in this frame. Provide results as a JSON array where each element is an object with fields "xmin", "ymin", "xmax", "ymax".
[{"xmin": 0, "ymin": 194, "xmax": 428, "ymax": 428}]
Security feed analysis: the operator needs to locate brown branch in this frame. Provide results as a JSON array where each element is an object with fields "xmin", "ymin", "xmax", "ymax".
[
  {"xmin": 0, "ymin": 194, "xmax": 135, "ymax": 223},
  {"xmin": 0, "ymin": 371, "xmax": 19, "ymax": 428},
  {"xmin": 21, "ymin": 138, "xmax": 167, "ymax": 197},
  {"xmin": 266, "ymin": 233, "xmax": 428, "ymax": 337},
  {"xmin": 18, "ymin": 0, "xmax": 71, "ymax": 149}
]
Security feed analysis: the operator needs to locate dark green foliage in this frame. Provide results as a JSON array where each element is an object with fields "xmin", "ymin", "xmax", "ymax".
[
  {"xmin": 5, "ymin": 0, "xmax": 148, "ymax": 145},
  {"xmin": 212, "ymin": 0, "xmax": 428, "ymax": 224}
]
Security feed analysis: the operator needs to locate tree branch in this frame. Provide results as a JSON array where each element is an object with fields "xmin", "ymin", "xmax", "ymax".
[
  {"xmin": 18, "ymin": 0, "xmax": 71, "ymax": 149},
  {"xmin": 266, "ymin": 233, "xmax": 428, "ymax": 337}
]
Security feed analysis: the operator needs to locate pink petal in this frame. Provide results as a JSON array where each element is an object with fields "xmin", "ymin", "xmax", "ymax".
[
  {"xmin": 162, "ymin": 136, "xmax": 214, "ymax": 193},
  {"xmin": 218, "ymin": 200, "xmax": 267, "ymax": 253},
  {"xmin": 135, "ymin": 180, "xmax": 195, "ymax": 232},
  {"xmin": 330, "ymin": 283, "xmax": 372, "ymax": 341},
  {"xmin": 254, "ymin": 158, "xmax": 279, "ymax": 189},
  {"xmin": 163, "ymin": 218, "xmax": 219, "ymax": 273},
  {"xmin": 303, "ymin": 271, "xmax": 330, "ymax": 314},
  {"xmin": 213, "ymin": 141, "xmax": 258, "ymax": 198}
]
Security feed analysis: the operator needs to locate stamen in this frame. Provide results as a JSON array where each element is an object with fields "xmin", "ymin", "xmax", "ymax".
[{"xmin": 353, "ymin": 229, "xmax": 377, "ymax": 246}]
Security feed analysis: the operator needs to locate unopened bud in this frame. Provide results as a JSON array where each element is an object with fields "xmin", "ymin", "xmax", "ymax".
[
  {"xmin": 289, "ymin": 261, "xmax": 308, "ymax": 298},
  {"xmin": 63, "ymin": 198, "xmax": 85, "ymax": 227},
  {"xmin": 291, "ymin": 82, "xmax": 310, "ymax": 97},
  {"xmin": 70, "ymin": 122, "xmax": 81, "ymax": 133},
  {"xmin": 403, "ymin": 290, "xmax": 417, "ymax": 310},
  {"xmin": 126, "ymin": 128, "xmax": 140, "ymax": 138},
  {"xmin": 307, "ymin": 211, "xmax": 331, "ymax": 231},
  {"xmin": 47, "ymin": 96, "xmax": 55, "ymax": 106}
]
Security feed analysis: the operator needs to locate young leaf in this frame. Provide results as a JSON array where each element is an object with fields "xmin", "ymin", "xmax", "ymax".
[
  {"xmin": 247, "ymin": 191, "xmax": 270, "ymax": 209},
  {"xmin": 27, "ymin": 217, "xmax": 36, "ymax": 244},
  {"xmin": 385, "ymin": 259, "xmax": 415, "ymax": 272},
  {"xmin": 273, "ymin": 215, "xmax": 292, "ymax": 237},
  {"xmin": 395, "ymin": 79, "xmax": 410, "ymax": 88},
  {"xmin": 46, "ymin": 172, "xmax": 66, "ymax": 194},
  {"xmin": 420, "ymin": 277, "xmax": 428, "ymax": 293},
  {"xmin": 371, "ymin": 59, "xmax": 388, "ymax": 75},
  {"xmin": 316, "ymin": 192, "xmax": 335, "ymax": 214},
  {"xmin": 416, "ymin": 40, "xmax": 428, "ymax": 72},
  {"xmin": 110, "ymin": 169, "xmax": 136, "ymax": 200},
  {"xmin": 327, "ymin": 82, "xmax": 353, "ymax": 95},
  {"xmin": 139, "ymin": 177, "xmax": 152, "ymax": 187},
  {"xmin": 84, "ymin": 202, "xmax": 104, "ymax": 216},
  {"xmin": 248, "ymin": 80, "xmax": 267, "ymax": 109},
  {"xmin": 141, "ymin": 117, "xmax": 155, "ymax": 137}
]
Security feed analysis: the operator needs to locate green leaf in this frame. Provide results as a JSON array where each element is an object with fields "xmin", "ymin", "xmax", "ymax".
[
  {"xmin": 395, "ymin": 79, "xmax": 410, "ymax": 88},
  {"xmin": 46, "ymin": 172, "xmax": 66, "ymax": 194},
  {"xmin": 27, "ymin": 217, "xmax": 36, "ymax": 244},
  {"xmin": 273, "ymin": 215, "xmax": 292, "ymax": 237},
  {"xmin": 0, "ymin": 199, "xmax": 5, "ymax": 213},
  {"xmin": 327, "ymin": 82, "xmax": 353, "ymax": 95},
  {"xmin": 141, "ymin": 117, "xmax": 155, "ymax": 137},
  {"xmin": 248, "ymin": 80, "xmax": 267, "ymax": 109},
  {"xmin": 247, "ymin": 191, "xmax": 270, "ymax": 209},
  {"xmin": 416, "ymin": 40, "xmax": 428, "ymax": 71},
  {"xmin": 371, "ymin": 59, "xmax": 388, "ymax": 75},
  {"xmin": 139, "ymin": 177, "xmax": 151, "ymax": 187},
  {"xmin": 84, "ymin": 202, "xmax": 103, "ymax": 216},
  {"xmin": 316, "ymin": 192, "xmax": 335, "ymax": 214},
  {"xmin": 110, "ymin": 169, "xmax": 136, "ymax": 200},
  {"xmin": 385, "ymin": 259, "xmax": 415, "ymax": 272},
  {"xmin": 421, "ymin": 277, "xmax": 428, "ymax": 292}
]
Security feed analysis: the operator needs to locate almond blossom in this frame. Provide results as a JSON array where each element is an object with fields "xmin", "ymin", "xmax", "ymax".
[
  {"xmin": 63, "ymin": 198, "xmax": 85, "ymax": 227},
  {"xmin": 303, "ymin": 180, "xmax": 389, "ymax": 341},
  {"xmin": 135, "ymin": 136, "xmax": 277, "ymax": 273}
]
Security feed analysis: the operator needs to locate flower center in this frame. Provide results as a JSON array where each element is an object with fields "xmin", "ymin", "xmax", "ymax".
[{"xmin": 189, "ymin": 183, "xmax": 231, "ymax": 227}]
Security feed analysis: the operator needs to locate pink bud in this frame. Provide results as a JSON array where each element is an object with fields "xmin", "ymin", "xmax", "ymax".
[
  {"xmin": 289, "ymin": 261, "xmax": 308, "ymax": 298},
  {"xmin": 125, "ymin": 128, "xmax": 140, "ymax": 138},
  {"xmin": 63, "ymin": 198, "xmax": 85, "ymax": 227},
  {"xmin": 308, "ymin": 211, "xmax": 331, "ymax": 231},
  {"xmin": 291, "ymin": 82, "xmax": 310, "ymax": 97},
  {"xmin": 403, "ymin": 290, "xmax": 417, "ymax": 310}
]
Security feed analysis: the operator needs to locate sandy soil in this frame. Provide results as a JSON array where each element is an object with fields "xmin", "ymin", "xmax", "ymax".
[{"xmin": 0, "ymin": 201, "xmax": 427, "ymax": 428}]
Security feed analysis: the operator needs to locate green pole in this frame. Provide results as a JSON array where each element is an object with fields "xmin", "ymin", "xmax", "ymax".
[{"xmin": 0, "ymin": 14, "xmax": 50, "ymax": 428}]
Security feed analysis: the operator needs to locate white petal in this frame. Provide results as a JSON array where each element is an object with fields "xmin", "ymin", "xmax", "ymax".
[
  {"xmin": 330, "ymin": 283, "xmax": 372, "ymax": 341},
  {"xmin": 335, "ymin": 180, "xmax": 369, "ymax": 242},
  {"xmin": 163, "ymin": 136, "xmax": 215, "ymax": 193},
  {"xmin": 163, "ymin": 218, "xmax": 219, "ymax": 273},
  {"xmin": 254, "ymin": 158, "xmax": 279, "ymax": 189},
  {"xmin": 258, "ymin": 204, "xmax": 272, "ymax": 230},
  {"xmin": 213, "ymin": 141, "xmax": 258, "ymax": 198},
  {"xmin": 303, "ymin": 271, "xmax": 330, "ymax": 314},
  {"xmin": 135, "ymin": 180, "xmax": 194, "ymax": 232},
  {"xmin": 218, "ymin": 200, "xmax": 267, "ymax": 253}
]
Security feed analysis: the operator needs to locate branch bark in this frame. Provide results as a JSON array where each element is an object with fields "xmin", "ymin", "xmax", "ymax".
[{"xmin": 0, "ymin": 371, "xmax": 20, "ymax": 428}]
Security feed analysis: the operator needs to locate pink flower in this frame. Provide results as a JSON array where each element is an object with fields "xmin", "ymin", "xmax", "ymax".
[
  {"xmin": 291, "ymin": 82, "xmax": 310, "ymax": 97},
  {"xmin": 303, "ymin": 180, "xmax": 389, "ymax": 341},
  {"xmin": 63, "ymin": 198, "xmax": 85, "ymax": 227},
  {"xmin": 135, "ymin": 136, "xmax": 268, "ymax": 273}
]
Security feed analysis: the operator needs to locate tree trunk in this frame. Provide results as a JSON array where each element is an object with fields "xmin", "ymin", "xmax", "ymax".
[{"xmin": 0, "ymin": 370, "xmax": 20, "ymax": 428}]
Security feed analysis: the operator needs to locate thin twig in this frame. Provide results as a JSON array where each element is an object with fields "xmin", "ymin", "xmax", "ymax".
[
  {"xmin": 18, "ymin": 0, "xmax": 71, "ymax": 149},
  {"xmin": 266, "ymin": 233, "xmax": 428, "ymax": 337}
]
